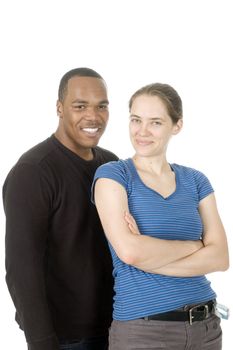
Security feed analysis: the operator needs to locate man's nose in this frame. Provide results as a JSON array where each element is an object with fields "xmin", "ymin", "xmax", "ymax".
[
  {"xmin": 84, "ymin": 107, "xmax": 99, "ymax": 120},
  {"xmin": 86, "ymin": 107, "xmax": 100, "ymax": 119}
]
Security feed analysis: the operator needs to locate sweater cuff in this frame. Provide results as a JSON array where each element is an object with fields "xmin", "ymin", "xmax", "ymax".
[{"xmin": 27, "ymin": 334, "xmax": 60, "ymax": 350}]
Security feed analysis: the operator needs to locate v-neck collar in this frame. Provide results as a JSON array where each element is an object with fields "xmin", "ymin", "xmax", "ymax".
[{"xmin": 127, "ymin": 158, "xmax": 179, "ymax": 200}]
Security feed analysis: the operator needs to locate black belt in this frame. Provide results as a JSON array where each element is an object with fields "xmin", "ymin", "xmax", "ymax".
[{"xmin": 141, "ymin": 300, "xmax": 215, "ymax": 325}]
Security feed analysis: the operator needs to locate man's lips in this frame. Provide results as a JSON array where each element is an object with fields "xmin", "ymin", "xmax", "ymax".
[
  {"xmin": 80, "ymin": 126, "xmax": 103, "ymax": 136},
  {"xmin": 82, "ymin": 127, "xmax": 100, "ymax": 134}
]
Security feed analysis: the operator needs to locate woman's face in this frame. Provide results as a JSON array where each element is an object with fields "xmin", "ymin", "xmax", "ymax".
[{"xmin": 129, "ymin": 94, "xmax": 182, "ymax": 158}]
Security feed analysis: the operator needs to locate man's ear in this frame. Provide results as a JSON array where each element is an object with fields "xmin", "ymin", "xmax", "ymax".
[
  {"xmin": 172, "ymin": 119, "xmax": 183, "ymax": 135},
  {"xmin": 56, "ymin": 100, "xmax": 63, "ymax": 118}
]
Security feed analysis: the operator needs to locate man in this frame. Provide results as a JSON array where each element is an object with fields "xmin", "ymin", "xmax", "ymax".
[{"xmin": 3, "ymin": 68, "xmax": 118, "ymax": 350}]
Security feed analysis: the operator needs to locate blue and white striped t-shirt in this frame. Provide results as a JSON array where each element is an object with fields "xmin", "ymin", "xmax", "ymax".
[{"xmin": 93, "ymin": 159, "xmax": 216, "ymax": 320}]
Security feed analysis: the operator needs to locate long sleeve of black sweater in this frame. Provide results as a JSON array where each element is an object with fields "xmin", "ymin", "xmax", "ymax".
[
  {"xmin": 3, "ymin": 137, "xmax": 117, "ymax": 350},
  {"xmin": 3, "ymin": 162, "xmax": 60, "ymax": 350}
]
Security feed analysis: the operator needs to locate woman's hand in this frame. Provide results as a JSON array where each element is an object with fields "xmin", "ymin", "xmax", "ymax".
[{"xmin": 124, "ymin": 211, "xmax": 141, "ymax": 235}]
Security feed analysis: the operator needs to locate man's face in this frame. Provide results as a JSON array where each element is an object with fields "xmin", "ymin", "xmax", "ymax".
[{"xmin": 56, "ymin": 76, "xmax": 109, "ymax": 160}]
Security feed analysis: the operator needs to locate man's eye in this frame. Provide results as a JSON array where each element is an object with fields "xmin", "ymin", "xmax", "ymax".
[
  {"xmin": 98, "ymin": 105, "xmax": 108, "ymax": 110},
  {"xmin": 73, "ymin": 105, "xmax": 85, "ymax": 110}
]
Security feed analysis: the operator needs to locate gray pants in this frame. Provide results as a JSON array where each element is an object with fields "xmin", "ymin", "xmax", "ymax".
[{"xmin": 109, "ymin": 315, "xmax": 222, "ymax": 350}]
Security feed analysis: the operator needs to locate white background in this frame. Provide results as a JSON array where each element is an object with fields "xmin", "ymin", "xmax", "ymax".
[{"xmin": 0, "ymin": 0, "xmax": 232, "ymax": 349}]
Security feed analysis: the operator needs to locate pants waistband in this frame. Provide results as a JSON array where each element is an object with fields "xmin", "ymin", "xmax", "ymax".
[{"xmin": 141, "ymin": 300, "xmax": 216, "ymax": 325}]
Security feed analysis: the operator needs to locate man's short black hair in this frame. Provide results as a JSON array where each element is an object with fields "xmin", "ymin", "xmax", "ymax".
[{"xmin": 58, "ymin": 67, "xmax": 105, "ymax": 102}]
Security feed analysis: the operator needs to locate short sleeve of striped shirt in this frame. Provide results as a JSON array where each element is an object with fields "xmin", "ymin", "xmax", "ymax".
[
  {"xmin": 191, "ymin": 168, "xmax": 214, "ymax": 201},
  {"xmin": 91, "ymin": 160, "xmax": 129, "ymax": 203}
]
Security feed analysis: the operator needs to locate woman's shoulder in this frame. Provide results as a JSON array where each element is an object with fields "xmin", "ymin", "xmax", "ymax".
[
  {"xmin": 96, "ymin": 158, "xmax": 131, "ymax": 175},
  {"xmin": 172, "ymin": 163, "xmax": 213, "ymax": 198},
  {"xmin": 94, "ymin": 159, "xmax": 132, "ymax": 190},
  {"xmin": 171, "ymin": 163, "xmax": 207, "ymax": 179}
]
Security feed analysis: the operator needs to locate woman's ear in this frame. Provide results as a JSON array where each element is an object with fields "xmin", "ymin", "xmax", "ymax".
[
  {"xmin": 56, "ymin": 100, "xmax": 63, "ymax": 118},
  {"xmin": 172, "ymin": 119, "xmax": 183, "ymax": 135}
]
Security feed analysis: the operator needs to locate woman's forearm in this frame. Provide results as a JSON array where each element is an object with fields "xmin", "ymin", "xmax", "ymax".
[
  {"xmin": 122, "ymin": 235, "xmax": 203, "ymax": 270},
  {"xmin": 145, "ymin": 242, "xmax": 229, "ymax": 276},
  {"xmin": 124, "ymin": 205, "xmax": 229, "ymax": 276},
  {"xmin": 123, "ymin": 211, "xmax": 203, "ymax": 270}
]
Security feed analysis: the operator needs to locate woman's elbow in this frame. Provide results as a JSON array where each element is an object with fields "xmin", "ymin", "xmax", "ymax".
[
  {"xmin": 220, "ymin": 254, "xmax": 230, "ymax": 271},
  {"xmin": 216, "ymin": 251, "xmax": 230, "ymax": 272},
  {"xmin": 206, "ymin": 243, "xmax": 229, "ymax": 272},
  {"xmin": 117, "ymin": 246, "xmax": 141, "ymax": 266}
]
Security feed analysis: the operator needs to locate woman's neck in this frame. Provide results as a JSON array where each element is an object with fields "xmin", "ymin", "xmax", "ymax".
[{"xmin": 132, "ymin": 154, "xmax": 171, "ymax": 176}]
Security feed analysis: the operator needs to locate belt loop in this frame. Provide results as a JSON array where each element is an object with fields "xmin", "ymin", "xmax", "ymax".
[
  {"xmin": 189, "ymin": 307, "xmax": 195, "ymax": 325},
  {"xmin": 204, "ymin": 304, "xmax": 209, "ymax": 318}
]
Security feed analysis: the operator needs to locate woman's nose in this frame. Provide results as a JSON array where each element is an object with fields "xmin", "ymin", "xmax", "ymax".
[{"xmin": 138, "ymin": 123, "xmax": 150, "ymax": 136}]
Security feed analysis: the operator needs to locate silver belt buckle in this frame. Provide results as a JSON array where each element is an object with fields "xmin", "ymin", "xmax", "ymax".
[{"xmin": 189, "ymin": 304, "xmax": 209, "ymax": 325}]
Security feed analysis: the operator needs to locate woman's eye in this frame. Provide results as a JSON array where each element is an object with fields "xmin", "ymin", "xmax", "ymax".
[{"xmin": 131, "ymin": 118, "xmax": 140, "ymax": 123}]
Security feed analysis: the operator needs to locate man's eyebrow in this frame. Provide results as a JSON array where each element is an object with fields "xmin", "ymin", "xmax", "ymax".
[
  {"xmin": 71, "ymin": 99, "xmax": 88, "ymax": 104},
  {"xmin": 71, "ymin": 99, "xmax": 109, "ymax": 104},
  {"xmin": 99, "ymin": 100, "xmax": 109, "ymax": 105}
]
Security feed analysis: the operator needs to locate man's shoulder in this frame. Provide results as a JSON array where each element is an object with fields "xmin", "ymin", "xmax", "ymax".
[
  {"xmin": 18, "ymin": 136, "xmax": 56, "ymax": 166},
  {"xmin": 4, "ymin": 136, "xmax": 57, "ymax": 185},
  {"xmin": 3, "ymin": 137, "xmax": 57, "ymax": 195},
  {"xmin": 94, "ymin": 146, "xmax": 118, "ymax": 163}
]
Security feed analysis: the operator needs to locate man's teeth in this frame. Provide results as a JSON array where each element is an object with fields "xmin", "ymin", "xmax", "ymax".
[{"xmin": 82, "ymin": 128, "xmax": 99, "ymax": 133}]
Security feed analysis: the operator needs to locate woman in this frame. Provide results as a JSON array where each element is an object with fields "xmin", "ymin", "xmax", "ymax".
[{"xmin": 92, "ymin": 83, "xmax": 229, "ymax": 349}]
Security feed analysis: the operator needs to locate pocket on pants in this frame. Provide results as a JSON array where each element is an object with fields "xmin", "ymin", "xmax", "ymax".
[
  {"xmin": 109, "ymin": 319, "xmax": 166, "ymax": 349},
  {"xmin": 203, "ymin": 314, "xmax": 222, "ymax": 348}
]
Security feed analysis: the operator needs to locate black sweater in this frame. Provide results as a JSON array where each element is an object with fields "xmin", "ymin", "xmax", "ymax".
[{"xmin": 3, "ymin": 135, "xmax": 118, "ymax": 350}]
